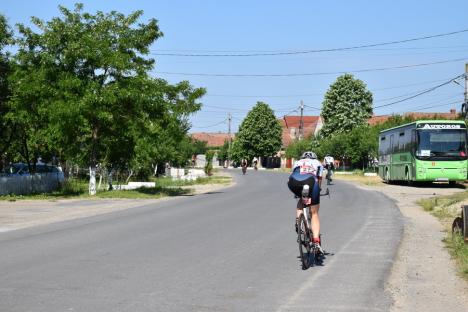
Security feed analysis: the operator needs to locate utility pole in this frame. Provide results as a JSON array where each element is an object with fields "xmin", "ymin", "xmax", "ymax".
[
  {"xmin": 228, "ymin": 112, "xmax": 232, "ymax": 167},
  {"xmin": 464, "ymin": 63, "xmax": 468, "ymax": 118},
  {"xmin": 299, "ymin": 100, "xmax": 304, "ymax": 140}
]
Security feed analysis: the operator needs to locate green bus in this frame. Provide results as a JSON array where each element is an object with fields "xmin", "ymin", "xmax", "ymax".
[{"xmin": 378, "ymin": 120, "xmax": 467, "ymax": 183}]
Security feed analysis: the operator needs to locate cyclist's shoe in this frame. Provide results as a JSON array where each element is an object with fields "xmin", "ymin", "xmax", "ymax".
[
  {"xmin": 313, "ymin": 242, "xmax": 324, "ymax": 256},
  {"xmin": 295, "ymin": 218, "xmax": 299, "ymax": 234}
]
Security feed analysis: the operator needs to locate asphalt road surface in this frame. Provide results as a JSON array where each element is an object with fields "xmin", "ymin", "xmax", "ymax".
[{"xmin": 0, "ymin": 170, "xmax": 403, "ymax": 312}]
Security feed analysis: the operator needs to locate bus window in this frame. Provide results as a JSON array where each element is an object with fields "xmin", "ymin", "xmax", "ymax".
[{"xmin": 416, "ymin": 129, "xmax": 467, "ymax": 159}]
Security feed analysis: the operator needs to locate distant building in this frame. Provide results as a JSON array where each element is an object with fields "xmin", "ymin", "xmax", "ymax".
[
  {"xmin": 368, "ymin": 108, "xmax": 459, "ymax": 126},
  {"xmin": 279, "ymin": 116, "xmax": 323, "ymax": 148},
  {"xmin": 190, "ymin": 132, "xmax": 234, "ymax": 147}
]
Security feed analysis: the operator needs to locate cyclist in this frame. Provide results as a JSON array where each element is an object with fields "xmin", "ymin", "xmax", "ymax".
[
  {"xmin": 287, "ymin": 151, "xmax": 324, "ymax": 254},
  {"xmin": 323, "ymin": 154, "xmax": 335, "ymax": 183},
  {"xmin": 241, "ymin": 159, "xmax": 247, "ymax": 175}
]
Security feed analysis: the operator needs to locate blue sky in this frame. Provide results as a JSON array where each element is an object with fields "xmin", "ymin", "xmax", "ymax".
[{"xmin": 2, "ymin": 1, "xmax": 468, "ymax": 133}]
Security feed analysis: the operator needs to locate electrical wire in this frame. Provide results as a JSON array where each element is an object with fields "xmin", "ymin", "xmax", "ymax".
[
  {"xmin": 153, "ymin": 44, "xmax": 468, "ymax": 54},
  {"xmin": 155, "ymin": 57, "xmax": 467, "ymax": 77},
  {"xmin": 198, "ymin": 77, "xmax": 457, "ymax": 99},
  {"xmin": 410, "ymin": 100, "xmax": 461, "ymax": 112},
  {"xmin": 190, "ymin": 119, "xmax": 227, "ymax": 129},
  {"xmin": 374, "ymin": 74, "xmax": 465, "ymax": 109},
  {"xmin": 150, "ymin": 29, "xmax": 468, "ymax": 57}
]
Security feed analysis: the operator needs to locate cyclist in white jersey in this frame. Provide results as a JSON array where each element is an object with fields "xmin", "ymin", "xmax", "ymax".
[
  {"xmin": 323, "ymin": 154, "xmax": 335, "ymax": 182},
  {"xmin": 287, "ymin": 151, "xmax": 324, "ymax": 254}
]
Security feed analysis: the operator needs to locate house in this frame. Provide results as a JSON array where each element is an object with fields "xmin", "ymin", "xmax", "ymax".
[
  {"xmin": 368, "ymin": 108, "xmax": 459, "ymax": 126},
  {"xmin": 279, "ymin": 116, "xmax": 323, "ymax": 148},
  {"xmin": 190, "ymin": 132, "xmax": 234, "ymax": 147}
]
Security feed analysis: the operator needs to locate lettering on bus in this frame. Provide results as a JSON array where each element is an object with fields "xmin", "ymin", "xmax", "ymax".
[{"xmin": 419, "ymin": 124, "xmax": 463, "ymax": 129}]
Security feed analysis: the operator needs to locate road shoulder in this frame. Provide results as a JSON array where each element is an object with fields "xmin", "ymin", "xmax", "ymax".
[
  {"xmin": 0, "ymin": 174, "xmax": 235, "ymax": 233},
  {"xmin": 346, "ymin": 181, "xmax": 468, "ymax": 311}
]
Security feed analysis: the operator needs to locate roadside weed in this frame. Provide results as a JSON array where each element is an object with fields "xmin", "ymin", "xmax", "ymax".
[{"xmin": 418, "ymin": 190, "xmax": 468, "ymax": 281}]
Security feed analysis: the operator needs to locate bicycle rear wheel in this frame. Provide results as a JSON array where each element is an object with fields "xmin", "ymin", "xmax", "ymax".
[{"xmin": 298, "ymin": 214, "xmax": 311, "ymax": 270}]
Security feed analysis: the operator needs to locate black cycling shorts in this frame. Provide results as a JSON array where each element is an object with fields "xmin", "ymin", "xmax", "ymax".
[{"xmin": 287, "ymin": 168, "xmax": 320, "ymax": 206}]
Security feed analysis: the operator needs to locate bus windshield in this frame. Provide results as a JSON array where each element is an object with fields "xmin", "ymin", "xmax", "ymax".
[{"xmin": 416, "ymin": 129, "xmax": 467, "ymax": 160}]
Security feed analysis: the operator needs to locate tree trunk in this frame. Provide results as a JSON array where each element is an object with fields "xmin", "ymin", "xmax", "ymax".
[
  {"xmin": 97, "ymin": 171, "xmax": 102, "ymax": 190},
  {"xmin": 125, "ymin": 169, "xmax": 133, "ymax": 184},
  {"xmin": 89, "ymin": 127, "xmax": 98, "ymax": 195}
]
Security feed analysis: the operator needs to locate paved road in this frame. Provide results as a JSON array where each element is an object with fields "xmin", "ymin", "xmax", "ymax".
[{"xmin": 0, "ymin": 170, "xmax": 402, "ymax": 311}]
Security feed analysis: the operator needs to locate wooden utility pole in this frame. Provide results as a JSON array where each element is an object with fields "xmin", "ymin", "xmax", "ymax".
[
  {"xmin": 463, "ymin": 64, "xmax": 468, "ymax": 118},
  {"xmin": 228, "ymin": 112, "xmax": 232, "ymax": 166},
  {"xmin": 299, "ymin": 100, "xmax": 304, "ymax": 140}
]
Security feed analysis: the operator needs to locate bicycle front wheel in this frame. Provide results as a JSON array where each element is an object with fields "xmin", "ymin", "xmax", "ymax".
[{"xmin": 298, "ymin": 214, "xmax": 311, "ymax": 270}]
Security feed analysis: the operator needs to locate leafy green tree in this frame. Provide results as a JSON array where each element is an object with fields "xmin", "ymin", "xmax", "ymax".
[
  {"xmin": 217, "ymin": 140, "xmax": 229, "ymax": 162},
  {"xmin": 204, "ymin": 150, "xmax": 215, "ymax": 175},
  {"xmin": 320, "ymin": 74, "xmax": 373, "ymax": 138},
  {"xmin": 285, "ymin": 138, "xmax": 312, "ymax": 159},
  {"xmin": 9, "ymin": 4, "xmax": 204, "ymax": 193},
  {"xmin": 0, "ymin": 14, "xmax": 13, "ymax": 169},
  {"xmin": 229, "ymin": 139, "xmax": 246, "ymax": 163},
  {"xmin": 236, "ymin": 102, "xmax": 282, "ymax": 161},
  {"xmin": 191, "ymin": 139, "xmax": 208, "ymax": 156}
]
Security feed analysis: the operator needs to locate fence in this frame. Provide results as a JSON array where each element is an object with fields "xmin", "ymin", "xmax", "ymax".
[{"xmin": 0, "ymin": 173, "xmax": 64, "ymax": 195}]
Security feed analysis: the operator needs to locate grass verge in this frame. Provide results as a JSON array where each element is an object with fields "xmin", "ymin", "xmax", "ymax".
[
  {"xmin": 417, "ymin": 190, "xmax": 468, "ymax": 280},
  {"xmin": 333, "ymin": 172, "xmax": 384, "ymax": 186},
  {"xmin": 0, "ymin": 175, "xmax": 232, "ymax": 201}
]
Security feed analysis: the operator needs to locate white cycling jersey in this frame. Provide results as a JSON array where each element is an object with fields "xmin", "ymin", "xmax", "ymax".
[
  {"xmin": 324, "ymin": 156, "xmax": 335, "ymax": 165},
  {"xmin": 293, "ymin": 158, "xmax": 323, "ymax": 176}
]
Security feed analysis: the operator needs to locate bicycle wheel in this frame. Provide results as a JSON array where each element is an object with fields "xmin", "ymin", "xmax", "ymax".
[{"xmin": 298, "ymin": 214, "xmax": 311, "ymax": 270}]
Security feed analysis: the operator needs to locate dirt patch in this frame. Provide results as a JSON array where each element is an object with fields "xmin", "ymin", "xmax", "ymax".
[
  {"xmin": 0, "ymin": 174, "xmax": 235, "ymax": 232},
  {"xmin": 350, "ymin": 181, "xmax": 468, "ymax": 311}
]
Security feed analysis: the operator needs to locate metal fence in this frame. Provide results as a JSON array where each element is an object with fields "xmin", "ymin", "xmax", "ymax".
[{"xmin": 0, "ymin": 173, "xmax": 64, "ymax": 196}]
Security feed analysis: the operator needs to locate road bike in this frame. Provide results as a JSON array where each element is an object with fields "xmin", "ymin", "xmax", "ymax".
[
  {"xmin": 325, "ymin": 165, "xmax": 333, "ymax": 185},
  {"xmin": 297, "ymin": 185, "xmax": 329, "ymax": 270}
]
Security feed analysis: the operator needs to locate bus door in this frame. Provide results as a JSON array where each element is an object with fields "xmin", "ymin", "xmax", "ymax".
[{"xmin": 389, "ymin": 134, "xmax": 394, "ymax": 178}]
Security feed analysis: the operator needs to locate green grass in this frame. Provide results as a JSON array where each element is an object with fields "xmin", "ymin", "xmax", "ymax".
[
  {"xmin": 0, "ymin": 175, "xmax": 232, "ymax": 201},
  {"xmin": 443, "ymin": 233, "xmax": 468, "ymax": 278},
  {"xmin": 417, "ymin": 190, "xmax": 468, "ymax": 280},
  {"xmin": 417, "ymin": 191, "xmax": 468, "ymax": 212}
]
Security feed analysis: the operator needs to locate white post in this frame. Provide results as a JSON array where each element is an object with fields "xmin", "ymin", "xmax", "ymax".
[{"xmin": 89, "ymin": 166, "xmax": 96, "ymax": 195}]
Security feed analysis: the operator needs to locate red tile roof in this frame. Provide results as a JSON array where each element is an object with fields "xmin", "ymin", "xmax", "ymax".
[
  {"xmin": 279, "ymin": 116, "xmax": 322, "ymax": 148},
  {"xmin": 368, "ymin": 109, "xmax": 459, "ymax": 126},
  {"xmin": 191, "ymin": 132, "xmax": 234, "ymax": 147}
]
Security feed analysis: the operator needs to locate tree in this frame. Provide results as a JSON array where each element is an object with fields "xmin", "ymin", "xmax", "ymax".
[
  {"xmin": 320, "ymin": 74, "xmax": 373, "ymax": 138},
  {"xmin": 285, "ymin": 138, "xmax": 312, "ymax": 159},
  {"xmin": 0, "ymin": 14, "xmax": 13, "ymax": 169},
  {"xmin": 216, "ymin": 140, "xmax": 229, "ymax": 162},
  {"xmin": 235, "ymin": 102, "xmax": 282, "ymax": 161},
  {"xmin": 9, "ymin": 4, "xmax": 204, "ymax": 193},
  {"xmin": 189, "ymin": 138, "xmax": 208, "ymax": 156}
]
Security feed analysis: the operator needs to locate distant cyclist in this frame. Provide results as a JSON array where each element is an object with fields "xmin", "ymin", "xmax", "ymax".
[
  {"xmin": 323, "ymin": 154, "xmax": 335, "ymax": 184},
  {"xmin": 287, "ymin": 151, "xmax": 324, "ymax": 254},
  {"xmin": 241, "ymin": 159, "xmax": 247, "ymax": 175}
]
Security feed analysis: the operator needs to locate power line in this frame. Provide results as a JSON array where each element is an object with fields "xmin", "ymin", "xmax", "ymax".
[
  {"xmin": 410, "ymin": 100, "xmax": 461, "ymax": 112},
  {"xmin": 303, "ymin": 104, "xmax": 321, "ymax": 111},
  {"xmin": 152, "ymin": 44, "xmax": 468, "ymax": 53},
  {"xmin": 191, "ymin": 119, "xmax": 227, "ymax": 129},
  {"xmin": 150, "ymin": 29, "xmax": 468, "ymax": 57},
  {"xmin": 374, "ymin": 74, "xmax": 465, "ymax": 109},
  {"xmin": 205, "ymin": 93, "xmax": 322, "ymax": 98},
  {"xmin": 155, "ymin": 57, "xmax": 467, "ymax": 77},
  {"xmin": 371, "ymin": 77, "xmax": 456, "ymax": 91},
  {"xmin": 198, "ymin": 77, "xmax": 457, "ymax": 99}
]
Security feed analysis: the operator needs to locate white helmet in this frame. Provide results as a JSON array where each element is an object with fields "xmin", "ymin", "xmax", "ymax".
[{"xmin": 301, "ymin": 151, "xmax": 317, "ymax": 159}]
